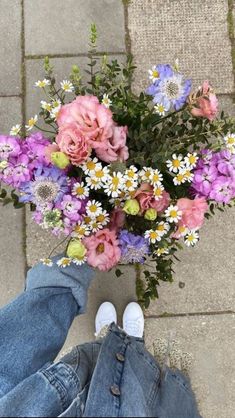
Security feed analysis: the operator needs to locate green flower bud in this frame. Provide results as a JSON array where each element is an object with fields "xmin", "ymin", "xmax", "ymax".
[
  {"xmin": 123, "ymin": 199, "xmax": 140, "ymax": 216},
  {"xmin": 51, "ymin": 152, "xmax": 70, "ymax": 169},
  {"xmin": 144, "ymin": 208, "xmax": 157, "ymax": 221},
  {"xmin": 67, "ymin": 239, "xmax": 87, "ymax": 260}
]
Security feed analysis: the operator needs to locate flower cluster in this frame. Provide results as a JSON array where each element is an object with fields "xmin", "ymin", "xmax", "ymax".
[{"xmin": 1, "ymin": 46, "xmax": 234, "ymax": 306}]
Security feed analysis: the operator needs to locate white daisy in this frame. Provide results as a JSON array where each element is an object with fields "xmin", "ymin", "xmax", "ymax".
[
  {"xmin": 155, "ymin": 248, "xmax": 170, "ymax": 257},
  {"xmin": 35, "ymin": 79, "xmax": 51, "ymax": 88},
  {"xmin": 184, "ymin": 230, "xmax": 199, "ymax": 247},
  {"xmin": 176, "ymin": 224, "xmax": 189, "ymax": 237},
  {"xmin": 165, "ymin": 205, "xmax": 182, "ymax": 223},
  {"xmin": 41, "ymin": 101, "xmax": 52, "ymax": 112},
  {"xmin": 181, "ymin": 169, "xmax": 194, "ymax": 183},
  {"xmin": 145, "ymin": 229, "xmax": 162, "ymax": 244},
  {"xmin": 89, "ymin": 219, "xmax": 104, "ymax": 232},
  {"xmin": 60, "ymin": 80, "xmax": 74, "ymax": 92},
  {"xmin": 154, "ymin": 103, "xmax": 167, "ymax": 116},
  {"xmin": 50, "ymin": 106, "xmax": 61, "ymax": 120},
  {"xmin": 148, "ymin": 65, "xmax": 160, "ymax": 82},
  {"xmin": 72, "ymin": 256, "xmax": 87, "ymax": 266},
  {"xmin": 153, "ymin": 184, "xmax": 164, "ymax": 200},
  {"xmin": 72, "ymin": 182, "xmax": 89, "ymax": 199},
  {"xmin": 86, "ymin": 200, "xmax": 103, "ymax": 218},
  {"xmin": 85, "ymin": 176, "xmax": 103, "ymax": 190},
  {"xmin": 125, "ymin": 165, "xmax": 139, "ymax": 181},
  {"xmin": 166, "ymin": 154, "xmax": 185, "ymax": 173},
  {"xmin": 150, "ymin": 169, "xmax": 163, "ymax": 186},
  {"xmin": 224, "ymin": 133, "xmax": 235, "ymax": 153},
  {"xmin": 72, "ymin": 222, "xmax": 91, "ymax": 239},
  {"xmin": 102, "ymin": 94, "xmax": 112, "ymax": 108},
  {"xmin": 81, "ymin": 158, "xmax": 101, "ymax": 175},
  {"xmin": 156, "ymin": 221, "xmax": 170, "ymax": 236},
  {"xmin": 139, "ymin": 167, "xmax": 153, "ymax": 182},
  {"xmin": 103, "ymin": 172, "xmax": 125, "ymax": 198},
  {"xmin": 57, "ymin": 257, "xmax": 72, "ymax": 268},
  {"xmin": 184, "ymin": 153, "xmax": 198, "ymax": 169},
  {"xmin": 25, "ymin": 115, "xmax": 38, "ymax": 131},
  {"xmin": 173, "ymin": 172, "xmax": 187, "ymax": 186},
  {"xmin": 123, "ymin": 177, "xmax": 138, "ymax": 193},
  {"xmin": 10, "ymin": 124, "xmax": 21, "ymax": 136},
  {"xmin": 40, "ymin": 258, "xmax": 53, "ymax": 267},
  {"xmin": 96, "ymin": 210, "xmax": 110, "ymax": 226},
  {"xmin": 89, "ymin": 165, "xmax": 110, "ymax": 186}
]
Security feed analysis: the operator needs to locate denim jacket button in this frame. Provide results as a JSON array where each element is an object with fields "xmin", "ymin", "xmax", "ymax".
[
  {"xmin": 116, "ymin": 353, "xmax": 125, "ymax": 362},
  {"xmin": 110, "ymin": 385, "xmax": 121, "ymax": 396}
]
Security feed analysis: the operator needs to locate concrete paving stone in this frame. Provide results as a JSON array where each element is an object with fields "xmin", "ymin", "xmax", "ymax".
[
  {"xmin": 60, "ymin": 265, "xmax": 137, "ymax": 356},
  {"xmin": 0, "ymin": 204, "xmax": 25, "ymax": 307},
  {"xmin": 24, "ymin": 0, "xmax": 125, "ymax": 56},
  {"xmin": 145, "ymin": 314, "xmax": 235, "ymax": 418},
  {"xmin": 218, "ymin": 94, "xmax": 235, "ymax": 117},
  {"xmin": 145, "ymin": 207, "xmax": 235, "ymax": 316},
  {"xmin": 0, "ymin": 0, "xmax": 22, "ymax": 95},
  {"xmin": 25, "ymin": 55, "xmax": 126, "ymax": 122},
  {"xmin": 0, "ymin": 97, "xmax": 22, "ymax": 134},
  {"xmin": 128, "ymin": 0, "xmax": 233, "ymax": 94}
]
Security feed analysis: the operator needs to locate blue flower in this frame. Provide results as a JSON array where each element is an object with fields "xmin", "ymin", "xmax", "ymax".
[
  {"xmin": 19, "ymin": 165, "xmax": 69, "ymax": 208},
  {"xmin": 119, "ymin": 230, "xmax": 150, "ymax": 264},
  {"xmin": 146, "ymin": 64, "xmax": 192, "ymax": 111}
]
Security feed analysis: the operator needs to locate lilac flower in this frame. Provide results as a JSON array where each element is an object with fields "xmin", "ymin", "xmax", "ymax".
[
  {"xmin": 119, "ymin": 230, "xmax": 150, "ymax": 264},
  {"xmin": 146, "ymin": 64, "xmax": 192, "ymax": 111},
  {"xmin": 19, "ymin": 165, "xmax": 68, "ymax": 208},
  {"xmin": 0, "ymin": 135, "xmax": 21, "ymax": 160},
  {"xmin": 3, "ymin": 154, "xmax": 32, "ymax": 188},
  {"xmin": 57, "ymin": 195, "xmax": 83, "ymax": 222},
  {"xmin": 193, "ymin": 165, "xmax": 218, "ymax": 196},
  {"xmin": 22, "ymin": 132, "xmax": 51, "ymax": 165},
  {"xmin": 209, "ymin": 177, "xmax": 233, "ymax": 204}
]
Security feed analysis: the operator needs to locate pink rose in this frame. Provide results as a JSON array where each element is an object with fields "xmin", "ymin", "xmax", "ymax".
[
  {"xmin": 177, "ymin": 197, "xmax": 208, "ymax": 230},
  {"xmin": 190, "ymin": 81, "xmax": 218, "ymax": 121},
  {"xmin": 56, "ymin": 123, "xmax": 91, "ymax": 166},
  {"xmin": 84, "ymin": 228, "xmax": 121, "ymax": 271},
  {"xmin": 135, "ymin": 183, "xmax": 170, "ymax": 214},
  {"xmin": 96, "ymin": 126, "xmax": 129, "ymax": 163},
  {"xmin": 109, "ymin": 208, "xmax": 126, "ymax": 232},
  {"xmin": 57, "ymin": 95, "xmax": 114, "ymax": 149}
]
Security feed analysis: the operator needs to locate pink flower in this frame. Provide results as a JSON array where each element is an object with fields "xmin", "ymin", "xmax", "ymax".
[
  {"xmin": 135, "ymin": 183, "xmax": 170, "ymax": 214},
  {"xmin": 84, "ymin": 228, "xmax": 121, "ymax": 271},
  {"xmin": 57, "ymin": 95, "xmax": 114, "ymax": 150},
  {"xmin": 109, "ymin": 208, "xmax": 126, "ymax": 232},
  {"xmin": 190, "ymin": 81, "xmax": 218, "ymax": 121},
  {"xmin": 177, "ymin": 197, "xmax": 208, "ymax": 230},
  {"xmin": 96, "ymin": 126, "xmax": 129, "ymax": 163},
  {"xmin": 56, "ymin": 123, "xmax": 91, "ymax": 166}
]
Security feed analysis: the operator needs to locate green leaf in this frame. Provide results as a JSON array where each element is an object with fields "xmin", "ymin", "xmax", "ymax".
[{"xmin": 115, "ymin": 268, "xmax": 124, "ymax": 278}]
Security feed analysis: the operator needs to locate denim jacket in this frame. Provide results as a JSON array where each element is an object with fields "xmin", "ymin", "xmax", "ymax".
[{"xmin": 0, "ymin": 257, "xmax": 201, "ymax": 418}]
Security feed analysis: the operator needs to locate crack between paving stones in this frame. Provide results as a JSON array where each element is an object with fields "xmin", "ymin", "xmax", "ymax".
[
  {"xmin": 25, "ymin": 52, "xmax": 126, "ymax": 60},
  {"xmin": 227, "ymin": 0, "xmax": 235, "ymax": 100},
  {"xmin": 145, "ymin": 310, "xmax": 235, "ymax": 319}
]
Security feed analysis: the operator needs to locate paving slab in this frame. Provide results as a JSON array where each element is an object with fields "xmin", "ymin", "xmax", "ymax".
[
  {"xmin": 145, "ymin": 207, "xmax": 235, "ymax": 316},
  {"xmin": 24, "ymin": 0, "xmax": 125, "ymax": 56},
  {"xmin": 60, "ymin": 265, "xmax": 137, "ymax": 356},
  {"xmin": 128, "ymin": 0, "xmax": 233, "ymax": 94},
  {"xmin": 0, "ymin": 0, "xmax": 22, "ymax": 95},
  {"xmin": 0, "ymin": 97, "xmax": 22, "ymax": 134},
  {"xmin": 218, "ymin": 94, "xmax": 235, "ymax": 116},
  {"xmin": 25, "ymin": 55, "xmax": 126, "ymax": 122},
  {"xmin": 145, "ymin": 314, "xmax": 235, "ymax": 418}
]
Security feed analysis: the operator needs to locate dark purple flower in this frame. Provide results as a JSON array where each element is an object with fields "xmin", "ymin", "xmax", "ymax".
[{"xmin": 119, "ymin": 230, "xmax": 150, "ymax": 264}]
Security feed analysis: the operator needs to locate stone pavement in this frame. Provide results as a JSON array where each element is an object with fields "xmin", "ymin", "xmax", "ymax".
[{"xmin": 0, "ymin": 1, "xmax": 234, "ymax": 417}]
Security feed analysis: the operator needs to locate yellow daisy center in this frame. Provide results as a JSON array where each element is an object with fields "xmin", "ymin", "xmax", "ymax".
[
  {"xmin": 170, "ymin": 210, "xmax": 178, "ymax": 218},
  {"xmin": 95, "ymin": 169, "xmax": 104, "ymax": 179},
  {"xmin": 112, "ymin": 177, "xmax": 120, "ymax": 187},
  {"xmin": 157, "ymin": 224, "xmax": 165, "ymax": 232},
  {"xmin": 172, "ymin": 160, "xmax": 180, "ymax": 168},
  {"xmin": 150, "ymin": 231, "xmax": 158, "ymax": 240},
  {"xmin": 127, "ymin": 170, "xmax": 135, "ymax": 178},
  {"xmin": 187, "ymin": 234, "xmax": 194, "ymax": 241},
  {"xmin": 89, "ymin": 204, "xmax": 98, "ymax": 213},
  {"xmin": 152, "ymin": 70, "xmax": 159, "ymax": 78},
  {"xmin": 87, "ymin": 161, "xmax": 96, "ymax": 171},
  {"xmin": 189, "ymin": 155, "xmax": 197, "ymax": 164},
  {"xmin": 76, "ymin": 186, "xmax": 85, "ymax": 195},
  {"xmin": 179, "ymin": 225, "xmax": 186, "ymax": 233},
  {"xmin": 227, "ymin": 137, "xmax": 235, "ymax": 145},
  {"xmin": 145, "ymin": 170, "xmax": 151, "ymax": 178},
  {"xmin": 176, "ymin": 174, "xmax": 184, "ymax": 182},
  {"xmin": 125, "ymin": 179, "xmax": 133, "ymax": 188},
  {"xmin": 154, "ymin": 188, "xmax": 163, "ymax": 197},
  {"xmin": 62, "ymin": 259, "xmax": 70, "ymax": 266},
  {"xmin": 97, "ymin": 214, "xmax": 105, "ymax": 223},
  {"xmin": 84, "ymin": 216, "xmax": 92, "ymax": 224},
  {"xmin": 28, "ymin": 118, "xmax": 36, "ymax": 127},
  {"xmin": 74, "ymin": 225, "xmax": 86, "ymax": 235},
  {"xmin": 158, "ymin": 104, "xmax": 165, "ymax": 112},
  {"xmin": 152, "ymin": 174, "xmax": 160, "ymax": 182}
]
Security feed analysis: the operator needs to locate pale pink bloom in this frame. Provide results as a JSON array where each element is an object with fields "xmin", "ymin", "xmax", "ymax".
[
  {"xmin": 84, "ymin": 228, "xmax": 121, "ymax": 271},
  {"xmin": 56, "ymin": 123, "xmax": 91, "ymax": 166},
  {"xmin": 45, "ymin": 143, "xmax": 60, "ymax": 163},
  {"xmin": 109, "ymin": 208, "xmax": 126, "ymax": 232},
  {"xmin": 57, "ymin": 95, "xmax": 114, "ymax": 149},
  {"xmin": 96, "ymin": 125, "xmax": 129, "ymax": 163},
  {"xmin": 190, "ymin": 81, "xmax": 218, "ymax": 121},
  {"xmin": 177, "ymin": 197, "xmax": 208, "ymax": 230},
  {"xmin": 135, "ymin": 183, "xmax": 170, "ymax": 214}
]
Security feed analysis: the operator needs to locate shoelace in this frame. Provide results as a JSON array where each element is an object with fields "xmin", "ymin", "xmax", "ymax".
[{"xmin": 124, "ymin": 319, "xmax": 142, "ymax": 337}]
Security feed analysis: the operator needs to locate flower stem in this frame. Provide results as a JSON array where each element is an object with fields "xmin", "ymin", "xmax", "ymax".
[{"xmin": 48, "ymin": 235, "xmax": 69, "ymax": 258}]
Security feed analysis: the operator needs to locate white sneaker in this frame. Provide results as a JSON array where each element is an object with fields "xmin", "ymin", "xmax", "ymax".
[
  {"xmin": 95, "ymin": 302, "xmax": 117, "ymax": 337},
  {"xmin": 123, "ymin": 302, "xmax": 144, "ymax": 338}
]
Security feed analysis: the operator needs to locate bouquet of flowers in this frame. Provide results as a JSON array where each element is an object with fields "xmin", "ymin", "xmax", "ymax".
[{"xmin": 1, "ymin": 27, "xmax": 234, "ymax": 307}]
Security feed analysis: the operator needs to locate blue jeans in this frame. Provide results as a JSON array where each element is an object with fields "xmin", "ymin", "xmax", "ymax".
[{"xmin": 0, "ymin": 257, "xmax": 201, "ymax": 417}]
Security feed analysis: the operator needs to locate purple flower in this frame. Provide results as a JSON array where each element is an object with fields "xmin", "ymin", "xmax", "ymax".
[
  {"xmin": 3, "ymin": 154, "xmax": 32, "ymax": 188},
  {"xmin": 19, "ymin": 165, "xmax": 68, "ymax": 208},
  {"xmin": 146, "ymin": 64, "xmax": 192, "ymax": 111},
  {"xmin": 119, "ymin": 230, "xmax": 150, "ymax": 264},
  {"xmin": 193, "ymin": 165, "xmax": 218, "ymax": 196},
  {"xmin": 209, "ymin": 177, "xmax": 233, "ymax": 204},
  {"xmin": 22, "ymin": 133, "xmax": 50, "ymax": 165},
  {"xmin": 57, "ymin": 195, "xmax": 83, "ymax": 222},
  {"xmin": 0, "ymin": 135, "xmax": 21, "ymax": 160}
]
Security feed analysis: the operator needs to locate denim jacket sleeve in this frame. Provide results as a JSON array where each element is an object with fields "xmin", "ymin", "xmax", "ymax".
[{"xmin": 0, "ymin": 257, "xmax": 95, "ymax": 397}]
